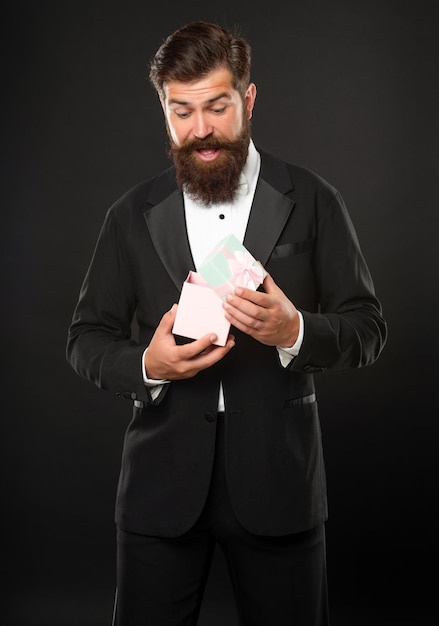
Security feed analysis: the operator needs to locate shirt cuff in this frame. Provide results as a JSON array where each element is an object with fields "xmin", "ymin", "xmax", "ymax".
[
  {"xmin": 276, "ymin": 310, "xmax": 304, "ymax": 368},
  {"xmin": 142, "ymin": 347, "xmax": 170, "ymax": 388}
]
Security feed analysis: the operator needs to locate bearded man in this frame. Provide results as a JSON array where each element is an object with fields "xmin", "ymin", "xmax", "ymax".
[{"xmin": 67, "ymin": 20, "xmax": 387, "ymax": 626}]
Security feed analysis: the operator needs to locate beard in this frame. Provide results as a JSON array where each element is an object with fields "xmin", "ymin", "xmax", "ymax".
[{"xmin": 169, "ymin": 119, "xmax": 251, "ymax": 206}]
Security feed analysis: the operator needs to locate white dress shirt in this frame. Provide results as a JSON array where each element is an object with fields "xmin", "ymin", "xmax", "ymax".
[{"xmin": 143, "ymin": 141, "xmax": 304, "ymax": 408}]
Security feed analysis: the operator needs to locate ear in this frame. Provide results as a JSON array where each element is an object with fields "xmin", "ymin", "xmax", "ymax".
[{"xmin": 245, "ymin": 83, "xmax": 257, "ymax": 119}]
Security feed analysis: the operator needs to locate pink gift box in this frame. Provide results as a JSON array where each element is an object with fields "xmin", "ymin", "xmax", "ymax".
[{"xmin": 172, "ymin": 271, "xmax": 230, "ymax": 347}]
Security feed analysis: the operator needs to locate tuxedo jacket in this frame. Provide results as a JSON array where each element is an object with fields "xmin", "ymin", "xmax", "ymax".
[{"xmin": 67, "ymin": 149, "xmax": 387, "ymax": 538}]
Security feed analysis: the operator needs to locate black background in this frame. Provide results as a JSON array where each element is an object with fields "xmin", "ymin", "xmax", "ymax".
[{"xmin": 2, "ymin": 1, "xmax": 438, "ymax": 624}]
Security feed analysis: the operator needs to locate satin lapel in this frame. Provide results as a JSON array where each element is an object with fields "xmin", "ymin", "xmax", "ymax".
[
  {"xmin": 144, "ymin": 189, "xmax": 195, "ymax": 291},
  {"xmin": 244, "ymin": 177, "xmax": 295, "ymax": 267}
]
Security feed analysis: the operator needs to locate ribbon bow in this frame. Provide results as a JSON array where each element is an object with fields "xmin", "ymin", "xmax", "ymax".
[{"xmin": 229, "ymin": 251, "xmax": 265, "ymax": 291}]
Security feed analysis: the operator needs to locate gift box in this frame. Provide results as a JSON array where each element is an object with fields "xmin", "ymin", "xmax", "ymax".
[
  {"xmin": 198, "ymin": 233, "xmax": 266, "ymax": 299},
  {"xmin": 172, "ymin": 271, "xmax": 231, "ymax": 346},
  {"xmin": 172, "ymin": 235, "xmax": 267, "ymax": 346}
]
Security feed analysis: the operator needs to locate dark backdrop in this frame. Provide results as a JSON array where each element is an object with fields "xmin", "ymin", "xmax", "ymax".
[{"xmin": 2, "ymin": 1, "xmax": 438, "ymax": 624}]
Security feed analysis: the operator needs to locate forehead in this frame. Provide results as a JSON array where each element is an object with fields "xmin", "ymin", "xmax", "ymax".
[{"xmin": 163, "ymin": 67, "xmax": 236, "ymax": 104}]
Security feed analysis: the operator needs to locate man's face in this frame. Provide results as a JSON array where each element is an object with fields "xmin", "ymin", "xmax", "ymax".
[{"xmin": 160, "ymin": 67, "xmax": 257, "ymax": 205}]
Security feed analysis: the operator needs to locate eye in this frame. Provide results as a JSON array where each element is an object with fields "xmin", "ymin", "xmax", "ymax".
[
  {"xmin": 211, "ymin": 106, "xmax": 226, "ymax": 115},
  {"xmin": 175, "ymin": 111, "xmax": 191, "ymax": 119}
]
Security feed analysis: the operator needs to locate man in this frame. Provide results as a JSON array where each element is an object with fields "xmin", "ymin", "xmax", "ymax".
[{"xmin": 67, "ymin": 21, "xmax": 387, "ymax": 626}]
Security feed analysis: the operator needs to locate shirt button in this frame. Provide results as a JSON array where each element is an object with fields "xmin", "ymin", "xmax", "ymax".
[
  {"xmin": 204, "ymin": 412, "xmax": 216, "ymax": 423},
  {"xmin": 219, "ymin": 214, "xmax": 225, "ymax": 220}
]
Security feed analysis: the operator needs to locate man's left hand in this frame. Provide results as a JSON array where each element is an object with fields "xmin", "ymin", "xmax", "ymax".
[{"xmin": 223, "ymin": 272, "xmax": 300, "ymax": 347}]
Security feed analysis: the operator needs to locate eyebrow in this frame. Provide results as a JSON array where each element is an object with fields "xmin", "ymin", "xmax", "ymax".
[{"xmin": 168, "ymin": 92, "xmax": 231, "ymax": 106}]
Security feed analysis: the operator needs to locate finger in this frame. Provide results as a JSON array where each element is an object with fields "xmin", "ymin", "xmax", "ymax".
[
  {"xmin": 223, "ymin": 301, "xmax": 265, "ymax": 332},
  {"xmin": 224, "ymin": 313, "xmax": 260, "ymax": 337},
  {"xmin": 178, "ymin": 332, "xmax": 223, "ymax": 360},
  {"xmin": 198, "ymin": 337, "xmax": 236, "ymax": 362},
  {"xmin": 224, "ymin": 293, "xmax": 269, "ymax": 321},
  {"xmin": 262, "ymin": 272, "xmax": 279, "ymax": 293},
  {"xmin": 232, "ymin": 285, "xmax": 274, "ymax": 308},
  {"xmin": 156, "ymin": 303, "xmax": 178, "ymax": 333},
  {"xmin": 181, "ymin": 337, "xmax": 236, "ymax": 374}
]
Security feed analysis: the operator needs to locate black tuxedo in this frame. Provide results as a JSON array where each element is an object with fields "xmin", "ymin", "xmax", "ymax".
[{"xmin": 67, "ymin": 149, "xmax": 386, "ymax": 540}]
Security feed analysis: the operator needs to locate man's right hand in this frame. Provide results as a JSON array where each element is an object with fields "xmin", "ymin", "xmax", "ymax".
[{"xmin": 144, "ymin": 304, "xmax": 235, "ymax": 381}]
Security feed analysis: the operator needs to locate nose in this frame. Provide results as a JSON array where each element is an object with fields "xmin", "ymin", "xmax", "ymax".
[{"xmin": 193, "ymin": 113, "xmax": 213, "ymax": 139}]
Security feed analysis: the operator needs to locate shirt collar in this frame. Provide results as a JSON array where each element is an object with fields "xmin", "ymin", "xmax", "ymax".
[{"xmin": 236, "ymin": 140, "xmax": 259, "ymax": 197}]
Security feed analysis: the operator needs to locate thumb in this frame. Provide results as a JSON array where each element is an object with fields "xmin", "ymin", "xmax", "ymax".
[
  {"xmin": 262, "ymin": 272, "xmax": 278, "ymax": 293},
  {"xmin": 160, "ymin": 303, "xmax": 178, "ymax": 331}
]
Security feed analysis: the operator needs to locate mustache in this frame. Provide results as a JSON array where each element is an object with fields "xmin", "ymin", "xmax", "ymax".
[{"xmin": 171, "ymin": 136, "xmax": 244, "ymax": 155}]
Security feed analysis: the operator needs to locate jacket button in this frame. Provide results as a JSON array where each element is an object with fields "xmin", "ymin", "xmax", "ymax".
[{"xmin": 204, "ymin": 412, "xmax": 216, "ymax": 423}]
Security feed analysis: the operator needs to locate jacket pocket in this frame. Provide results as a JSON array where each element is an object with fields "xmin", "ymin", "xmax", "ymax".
[
  {"xmin": 271, "ymin": 238, "xmax": 315, "ymax": 260},
  {"xmin": 284, "ymin": 392, "xmax": 316, "ymax": 408}
]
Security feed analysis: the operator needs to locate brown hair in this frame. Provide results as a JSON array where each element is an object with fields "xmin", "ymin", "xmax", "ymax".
[{"xmin": 149, "ymin": 21, "xmax": 251, "ymax": 98}]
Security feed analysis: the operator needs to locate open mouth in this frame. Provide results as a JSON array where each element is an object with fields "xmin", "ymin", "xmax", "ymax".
[{"xmin": 195, "ymin": 148, "xmax": 220, "ymax": 162}]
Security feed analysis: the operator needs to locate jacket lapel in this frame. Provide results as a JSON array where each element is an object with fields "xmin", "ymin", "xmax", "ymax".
[
  {"xmin": 244, "ymin": 153, "xmax": 295, "ymax": 266},
  {"xmin": 144, "ymin": 189, "xmax": 195, "ymax": 291}
]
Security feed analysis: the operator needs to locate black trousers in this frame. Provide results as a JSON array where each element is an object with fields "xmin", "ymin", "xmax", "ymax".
[{"xmin": 114, "ymin": 414, "xmax": 330, "ymax": 626}]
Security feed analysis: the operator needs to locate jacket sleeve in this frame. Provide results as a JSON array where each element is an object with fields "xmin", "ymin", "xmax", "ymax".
[
  {"xmin": 289, "ymin": 191, "xmax": 387, "ymax": 374},
  {"xmin": 66, "ymin": 209, "xmax": 159, "ymax": 405}
]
